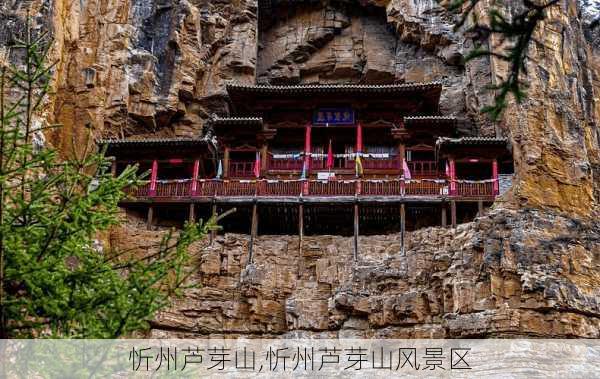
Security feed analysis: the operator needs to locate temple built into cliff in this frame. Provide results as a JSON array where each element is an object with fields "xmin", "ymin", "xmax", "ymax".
[{"xmin": 100, "ymin": 82, "xmax": 513, "ymax": 258}]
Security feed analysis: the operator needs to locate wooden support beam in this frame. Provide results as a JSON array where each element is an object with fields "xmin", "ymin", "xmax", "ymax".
[
  {"xmin": 400, "ymin": 203, "xmax": 406, "ymax": 254},
  {"xmin": 210, "ymin": 203, "xmax": 217, "ymax": 245},
  {"xmin": 441, "ymin": 204, "xmax": 447, "ymax": 227},
  {"xmin": 451, "ymin": 200, "xmax": 457, "ymax": 228},
  {"xmin": 248, "ymin": 203, "xmax": 258, "ymax": 265},
  {"xmin": 478, "ymin": 200, "xmax": 484, "ymax": 217},
  {"xmin": 147, "ymin": 206, "xmax": 154, "ymax": 230},
  {"xmin": 353, "ymin": 203, "xmax": 359, "ymax": 261},
  {"xmin": 188, "ymin": 203, "xmax": 195, "ymax": 223},
  {"xmin": 298, "ymin": 204, "xmax": 304, "ymax": 256}
]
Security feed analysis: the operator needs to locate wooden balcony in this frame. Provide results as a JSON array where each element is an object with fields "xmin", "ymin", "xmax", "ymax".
[
  {"xmin": 407, "ymin": 160, "xmax": 439, "ymax": 178},
  {"xmin": 124, "ymin": 178, "xmax": 497, "ymax": 201}
]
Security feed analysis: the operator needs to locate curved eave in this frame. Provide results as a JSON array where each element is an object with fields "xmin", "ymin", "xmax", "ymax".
[
  {"xmin": 210, "ymin": 117, "xmax": 264, "ymax": 131},
  {"xmin": 226, "ymin": 82, "xmax": 443, "ymax": 96},
  {"xmin": 436, "ymin": 137, "xmax": 507, "ymax": 147},
  {"xmin": 97, "ymin": 138, "xmax": 210, "ymax": 155}
]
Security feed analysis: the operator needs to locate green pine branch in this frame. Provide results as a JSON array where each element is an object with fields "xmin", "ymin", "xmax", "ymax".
[{"xmin": 0, "ymin": 19, "xmax": 225, "ymax": 338}]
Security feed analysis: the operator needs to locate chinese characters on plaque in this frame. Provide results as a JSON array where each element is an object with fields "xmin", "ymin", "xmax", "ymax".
[{"xmin": 313, "ymin": 108, "xmax": 355, "ymax": 126}]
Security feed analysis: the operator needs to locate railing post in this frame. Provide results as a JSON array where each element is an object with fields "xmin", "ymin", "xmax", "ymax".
[
  {"xmin": 302, "ymin": 179, "xmax": 309, "ymax": 196},
  {"xmin": 400, "ymin": 177, "xmax": 405, "ymax": 196}
]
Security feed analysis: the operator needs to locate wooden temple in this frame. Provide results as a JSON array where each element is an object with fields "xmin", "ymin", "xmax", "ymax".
[{"xmin": 99, "ymin": 82, "xmax": 513, "ymax": 258}]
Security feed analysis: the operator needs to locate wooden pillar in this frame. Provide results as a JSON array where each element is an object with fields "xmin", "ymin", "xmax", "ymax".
[
  {"xmin": 298, "ymin": 204, "xmax": 304, "ymax": 256},
  {"xmin": 302, "ymin": 124, "xmax": 312, "ymax": 195},
  {"xmin": 149, "ymin": 159, "xmax": 158, "ymax": 196},
  {"xmin": 223, "ymin": 147, "xmax": 230, "ymax": 178},
  {"xmin": 398, "ymin": 143, "xmax": 406, "ymax": 176},
  {"xmin": 147, "ymin": 206, "xmax": 154, "ymax": 230},
  {"xmin": 110, "ymin": 158, "xmax": 117, "ymax": 177},
  {"xmin": 248, "ymin": 203, "xmax": 258, "ymax": 265},
  {"xmin": 353, "ymin": 203, "xmax": 359, "ymax": 261},
  {"xmin": 449, "ymin": 158, "xmax": 456, "ymax": 196},
  {"xmin": 451, "ymin": 200, "xmax": 457, "ymax": 228},
  {"xmin": 261, "ymin": 144, "xmax": 268, "ymax": 174},
  {"xmin": 441, "ymin": 204, "xmax": 447, "ymax": 227},
  {"xmin": 190, "ymin": 159, "xmax": 200, "ymax": 195},
  {"xmin": 400, "ymin": 203, "xmax": 406, "ymax": 254},
  {"xmin": 188, "ymin": 203, "xmax": 196, "ymax": 223},
  {"xmin": 210, "ymin": 203, "xmax": 217, "ymax": 245},
  {"xmin": 492, "ymin": 159, "xmax": 499, "ymax": 195},
  {"xmin": 478, "ymin": 200, "xmax": 484, "ymax": 217}
]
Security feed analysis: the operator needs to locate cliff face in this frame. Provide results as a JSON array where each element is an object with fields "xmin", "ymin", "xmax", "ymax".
[{"xmin": 3, "ymin": 0, "xmax": 600, "ymax": 337}]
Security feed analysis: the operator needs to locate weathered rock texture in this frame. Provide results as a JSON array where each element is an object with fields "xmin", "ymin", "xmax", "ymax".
[
  {"xmin": 112, "ymin": 207, "xmax": 600, "ymax": 338},
  {"xmin": 3, "ymin": 0, "xmax": 600, "ymax": 337}
]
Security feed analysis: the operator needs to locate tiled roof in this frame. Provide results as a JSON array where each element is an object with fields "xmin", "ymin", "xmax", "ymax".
[
  {"xmin": 211, "ymin": 117, "xmax": 263, "ymax": 126},
  {"xmin": 404, "ymin": 115, "xmax": 457, "ymax": 125},
  {"xmin": 436, "ymin": 136, "xmax": 508, "ymax": 146},
  {"xmin": 405, "ymin": 115, "xmax": 456, "ymax": 121},
  {"xmin": 226, "ymin": 82, "xmax": 443, "ymax": 95}
]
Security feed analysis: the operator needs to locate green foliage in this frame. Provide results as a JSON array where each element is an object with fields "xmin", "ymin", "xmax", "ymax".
[
  {"xmin": 443, "ymin": 0, "xmax": 559, "ymax": 120},
  {"xmin": 0, "ymin": 20, "xmax": 215, "ymax": 338}
]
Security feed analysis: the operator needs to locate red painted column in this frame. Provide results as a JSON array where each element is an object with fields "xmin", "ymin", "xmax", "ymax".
[
  {"xmin": 355, "ymin": 122, "xmax": 363, "ymax": 193},
  {"xmin": 449, "ymin": 159, "xmax": 456, "ymax": 196},
  {"xmin": 492, "ymin": 159, "xmax": 499, "ymax": 195},
  {"xmin": 149, "ymin": 159, "xmax": 158, "ymax": 196},
  {"xmin": 190, "ymin": 159, "xmax": 200, "ymax": 196},
  {"xmin": 302, "ymin": 123, "xmax": 311, "ymax": 195}
]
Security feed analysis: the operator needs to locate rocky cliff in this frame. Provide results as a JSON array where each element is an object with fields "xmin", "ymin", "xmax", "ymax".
[{"xmin": 3, "ymin": 0, "xmax": 600, "ymax": 337}]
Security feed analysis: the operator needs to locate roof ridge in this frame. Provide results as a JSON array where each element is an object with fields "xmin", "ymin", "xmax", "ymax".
[{"xmin": 227, "ymin": 81, "xmax": 442, "ymax": 89}]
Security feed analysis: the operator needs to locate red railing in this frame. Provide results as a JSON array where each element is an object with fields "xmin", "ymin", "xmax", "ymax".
[
  {"xmin": 361, "ymin": 180, "xmax": 403, "ymax": 196},
  {"xmin": 405, "ymin": 180, "xmax": 445, "ymax": 196},
  {"xmin": 261, "ymin": 180, "xmax": 303, "ymax": 196},
  {"xmin": 456, "ymin": 181, "xmax": 495, "ymax": 197},
  {"xmin": 154, "ymin": 180, "xmax": 192, "ymax": 197},
  {"xmin": 124, "ymin": 182, "xmax": 151, "ymax": 198},
  {"xmin": 229, "ymin": 160, "xmax": 255, "ymax": 178},
  {"xmin": 268, "ymin": 157, "xmax": 303, "ymax": 171},
  {"xmin": 216, "ymin": 180, "xmax": 257, "ymax": 196},
  {"xmin": 126, "ymin": 179, "xmax": 497, "ymax": 199},
  {"xmin": 308, "ymin": 180, "xmax": 356, "ymax": 196},
  {"xmin": 407, "ymin": 160, "xmax": 439, "ymax": 178}
]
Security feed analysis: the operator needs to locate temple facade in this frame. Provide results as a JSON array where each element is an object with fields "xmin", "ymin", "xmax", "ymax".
[{"xmin": 99, "ymin": 82, "xmax": 513, "ymax": 258}]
